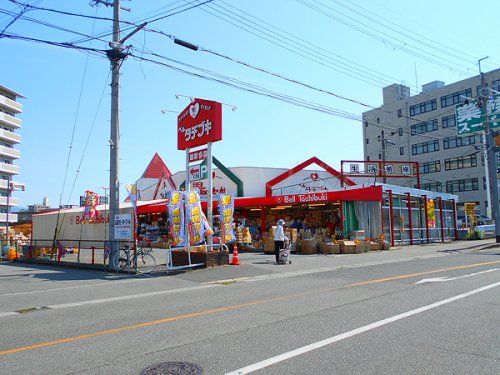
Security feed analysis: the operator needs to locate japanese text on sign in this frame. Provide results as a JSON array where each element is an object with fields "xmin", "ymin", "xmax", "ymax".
[
  {"xmin": 114, "ymin": 214, "xmax": 132, "ymax": 240},
  {"xmin": 188, "ymin": 148, "xmax": 208, "ymax": 163}
]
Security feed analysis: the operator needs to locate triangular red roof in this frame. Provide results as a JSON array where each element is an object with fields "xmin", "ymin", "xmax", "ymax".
[
  {"xmin": 142, "ymin": 153, "xmax": 172, "ymax": 178},
  {"xmin": 265, "ymin": 156, "xmax": 356, "ymax": 196}
]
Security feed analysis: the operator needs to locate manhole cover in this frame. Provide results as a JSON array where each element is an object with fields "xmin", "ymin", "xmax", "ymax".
[{"xmin": 140, "ymin": 362, "xmax": 203, "ymax": 375}]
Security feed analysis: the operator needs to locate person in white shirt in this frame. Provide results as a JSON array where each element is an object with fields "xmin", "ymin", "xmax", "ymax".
[{"xmin": 274, "ymin": 219, "xmax": 287, "ymax": 264}]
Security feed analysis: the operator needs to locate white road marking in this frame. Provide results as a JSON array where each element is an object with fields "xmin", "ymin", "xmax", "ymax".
[
  {"xmin": 224, "ymin": 281, "xmax": 500, "ymax": 375},
  {"xmin": 47, "ymin": 284, "xmax": 217, "ymax": 309},
  {"xmin": 0, "ymin": 312, "xmax": 19, "ymax": 318},
  {"xmin": 414, "ymin": 268, "xmax": 498, "ymax": 284},
  {"xmin": 0, "ymin": 276, "xmax": 154, "ymax": 297}
]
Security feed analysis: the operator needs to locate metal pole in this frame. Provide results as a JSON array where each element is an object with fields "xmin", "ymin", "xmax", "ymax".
[
  {"xmin": 479, "ymin": 58, "xmax": 500, "ymax": 243},
  {"xmin": 407, "ymin": 192, "xmax": 413, "ymax": 245},
  {"xmin": 388, "ymin": 189, "xmax": 394, "ymax": 246},
  {"xmin": 108, "ymin": 0, "xmax": 121, "ymax": 269},
  {"xmin": 482, "ymin": 134, "xmax": 492, "ymax": 218},
  {"xmin": 207, "ymin": 143, "xmax": 213, "ymax": 250},
  {"xmin": 185, "ymin": 148, "xmax": 191, "ymax": 248},
  {"xmin": 381, "ymin": 130, "xmax": 387, "ymax": 183},
  {"xmin": 5, "ymin": 176, "xmax": 10, "ymax": 246}
]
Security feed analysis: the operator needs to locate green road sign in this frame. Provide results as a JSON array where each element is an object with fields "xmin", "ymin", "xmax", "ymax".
[{"xmin": 456, "ymin": 94, "xmax": 500, "ymax": 135}]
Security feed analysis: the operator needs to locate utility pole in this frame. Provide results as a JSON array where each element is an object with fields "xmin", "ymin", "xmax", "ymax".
[
  {"xmin": 380, "ymin": 130, "xmax": 387, "ymax": 183},
  {"xmin": 479, "ymin": 57, "xmax": 500, "ymax": 243},
  {"xmin": 92, "ymin": 0, "xmax": 146, "ymax": 269}
]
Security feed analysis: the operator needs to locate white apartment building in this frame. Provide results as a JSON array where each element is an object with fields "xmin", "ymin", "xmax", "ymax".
[
  {"xmin": 0, "ymin": 84, "xmax": 25, "ymax": 232},
  {"xmin": 362, "ymin": 68, "xmax": 500, "ymax": 215}
]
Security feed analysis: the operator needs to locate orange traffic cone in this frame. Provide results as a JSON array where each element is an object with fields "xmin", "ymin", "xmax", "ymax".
[{"xmin": 231, "ymin": 243, "xmax": 239, "ymax": 265}]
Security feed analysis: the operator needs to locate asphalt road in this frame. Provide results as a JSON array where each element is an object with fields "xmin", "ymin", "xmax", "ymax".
[{"xmin": 0, "ymin": 241, "xmax": 498, "ymax": 375}]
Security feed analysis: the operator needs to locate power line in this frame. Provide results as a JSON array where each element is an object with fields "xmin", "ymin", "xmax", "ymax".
[{"xmin": 295, "ymin": 0, "xmax": 472, "ymax": 75}]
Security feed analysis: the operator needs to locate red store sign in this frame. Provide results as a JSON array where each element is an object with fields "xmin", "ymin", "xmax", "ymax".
[{"xmin": 177, "ymin": 98, "xmax": 222, "ymax": 150}]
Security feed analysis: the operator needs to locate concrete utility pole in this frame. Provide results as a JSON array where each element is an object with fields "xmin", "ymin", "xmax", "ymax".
[
  {"xmin": 479, "ymin": 57, "xmax": 500, "ymax": 242},
  {"xmin": 380, "ymin": 130, "xmax": 387, "ymax": 183},
  {"xmin": 92, "ymin": 0, "xmax": 146, "ymax": 269}
]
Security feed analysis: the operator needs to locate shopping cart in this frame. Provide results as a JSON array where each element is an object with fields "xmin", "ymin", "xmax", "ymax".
[{"xmin": 279, "ymin": 238, "xmax": 292, "ymax": 264}]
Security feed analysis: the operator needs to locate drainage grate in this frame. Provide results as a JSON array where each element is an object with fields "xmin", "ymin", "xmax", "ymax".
[{"xmin": 140, "ymin": 362, "xmax": 203, "ymax": 375}]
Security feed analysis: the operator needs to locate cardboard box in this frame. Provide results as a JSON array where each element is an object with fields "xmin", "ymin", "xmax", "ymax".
[
  {"xmin": 264, "ymin": 238, "xmax": 275, "ymax": 254},
  {"xmin": 355, "ymin": 242, "xmax": 368, "ymax": 254},
  {"xmin": 369, "ymin": 241, "xmax": 381, "ymax": 251},
  {"xmin": 340, "ymin": 240, "xmax": 356, "ymax": 254},
  {"xmin": 300, "ymin": 239, "xmax": 317, "ymax": 254},
  {"xmin": 319, "ymin": 242, "xmax": 340, "ymax": 254}
]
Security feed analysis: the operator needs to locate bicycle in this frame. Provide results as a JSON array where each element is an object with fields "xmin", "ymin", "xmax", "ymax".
[{"xmin": 118, "ymin": 244, "xmax": 156, "ymax": 274}]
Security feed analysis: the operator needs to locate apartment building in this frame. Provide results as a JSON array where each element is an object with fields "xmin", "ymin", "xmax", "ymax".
[
  {"xmin": 362, "ymin": 68, "xmax": 500, "ymax": 215},
  {"xmin": 0, "ymin": 84, "xmax": 25, "ymax": 233}
]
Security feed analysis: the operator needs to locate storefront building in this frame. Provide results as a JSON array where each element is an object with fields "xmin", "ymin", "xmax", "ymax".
[{"xmin": 136, "ymin": 155, "xmax": 458, "ymax": 247}]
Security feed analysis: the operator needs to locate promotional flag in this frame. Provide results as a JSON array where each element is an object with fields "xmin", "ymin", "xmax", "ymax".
[
  {"xmin": 125, "ymin": 184, "xmax": 138, "ymax": 240},
  {"xmin": 82, "ymin": 190, "xmax": 100, "ymax": 222},
  {"xmin": 167, "ymin": 191, "xmax": 185, "ymax": 247},
  {"xmin": 184, "ymin": 190, "xmax": 206, "ymax": 245},
  {"xmin": 427, "ymin": 199, "xmax": 436, "ymax": 228},
  {"xmin": 218, "ymin": 193, "xmax": 236, "ymax": 243}
]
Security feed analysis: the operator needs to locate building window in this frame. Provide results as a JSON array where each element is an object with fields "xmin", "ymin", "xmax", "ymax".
[
  {"xmin": 366, "ymin": 138, "xmax": 369, "ymax": 145},
  {"xmin": 412, "ymin": 140, "xmax": 439, "ymax": 155},
  {"xmin": 399, "ymin": 147, "xmax": 404, "ymax": 155},
  {"xmin": 398, "ymin": 127, "xmax": 403, "ymax": 136},
  {"xmin": 411, "ymin": 119, "xmax": 438, "ymax": 135},
  {"xmin": 444, "ymin": 154, "xmax": 477, "ymax": 170},
  {"xmin": 419, "ymin": 160, "xmax": 441, "ymax": 174},
  {"xmin": 397, "ymin": 109, "xmax": 402, "ymax": 117},
  {"xmin": 376, "ymin": 117, "xmax": 380, "ymax": 124},
  {"xmin": 364, "ymin": 121, "xmax": 368, "ymax": 127},
  {"xmin": 491, "ymin": 79, "xmax": 500, "ymax": 93},
  {"xmin": 378, "ymin": 153, "xmax": 382, "ymax": 159},
  {"xmin": 440, "ymin": 88, "xmax": 472, "ymax": 108},
  {"xmin": 483, "ymin": 176, "xmax": 487, "ymax": 189},
  {"xmin": 410, "ymin": 99, "xmax": 437, "ymax": 116},
  {"xmin": 443, "ymin": 134, "xmax": 476, "ymax": 149},
  {"xmin": 418, "ymin": 182, "xmax": 442, "ymax": 192},
  {"xmin": 366, "ymin": 156, "xmax": 370, "ymax": 161},
  {"xmin": 476, "ymin": 84, "xmax": 488, "ymax": 97},
  {"xmin": 441, "ymin": 114, "xmax": 456, "ymax": 129},
  {"xmin": 446, "ymin": 178, "xmax": 479, "ymax": 193}
]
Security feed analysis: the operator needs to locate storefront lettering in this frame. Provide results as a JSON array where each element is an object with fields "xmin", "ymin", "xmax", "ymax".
[
  {"xmin": 74, "ymin": 214, "xmax": 109, "ymax": 225},
  {"xmin": 283, "ymin": 193, "xmax": 328, "ymax": 204},
  {"xmin": 181, "ymin": 120, "xmax": 213, "ymax": 141}
]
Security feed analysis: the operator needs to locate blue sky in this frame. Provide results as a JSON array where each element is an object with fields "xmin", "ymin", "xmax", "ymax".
[{"xmin": 1, "ymin": 0, "xmax": 499, "ymax": 208}]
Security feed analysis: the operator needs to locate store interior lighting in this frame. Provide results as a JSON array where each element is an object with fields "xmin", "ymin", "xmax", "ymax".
[{"xmin": 309, "ymin": 203, "xmax": 326, "ymax": 207}]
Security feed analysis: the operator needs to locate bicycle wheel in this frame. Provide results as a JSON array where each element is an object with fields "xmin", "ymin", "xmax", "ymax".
[
  {"xmin": 118, "ymin": 250, "xmax": 130, "ymax": 271},
  {"xmin": 136, "ymin": 252, "xmax": 156, "ymax": 274}
]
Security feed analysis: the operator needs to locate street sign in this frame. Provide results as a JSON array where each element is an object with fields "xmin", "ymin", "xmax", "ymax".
[
  {"xmin": 349, "ymin": 164, "xmax": 359, "ymax": 173},
  {"xmin": 401, "ymin": 165, "xmax": 411, "ymax": 174},
  {"xmin": 114, "ymin": 214, "xmax": 132, "ymax": 240},
  {"xmin": 188, "ymin": 148, "xmax": 208, "ymax": 163},
  {"xmin": 456, "ymin": 94, "xmax": 500, "ymax": 135},
  {"xmin": 188, "ymin": 164, "xmax": 208, "ymax": 181},
  {"xmin": 177, "ymin": 98, "xmax": 222, "ymax": 150}
]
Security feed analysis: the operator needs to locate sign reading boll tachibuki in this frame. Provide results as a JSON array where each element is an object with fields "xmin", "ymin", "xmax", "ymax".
[{"xmin": 177, "ymin": 98, "xmax": 223, "ymax": 150}]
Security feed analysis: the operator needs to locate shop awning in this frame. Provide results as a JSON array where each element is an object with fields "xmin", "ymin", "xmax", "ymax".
[{"xmin": 137, "ymin": 186, "xmax": 382, "ymax": 214}]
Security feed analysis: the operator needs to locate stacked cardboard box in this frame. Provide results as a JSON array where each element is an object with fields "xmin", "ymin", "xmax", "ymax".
[
  {"xmin": 300, "ymin": 239, "xmax": 317, "ymax": 254},
  {"xmin": 339, "ymin": 240, "xmax": 356, "ymax": 254},
  {"xmin": 319, "ymin": 242, "xmax": 340, "ymax": 254}
]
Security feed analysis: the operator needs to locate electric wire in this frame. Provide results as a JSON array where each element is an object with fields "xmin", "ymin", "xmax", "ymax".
[{"xmin": 295, "ymin": 0, "xmax": 472, "ymax": 75}]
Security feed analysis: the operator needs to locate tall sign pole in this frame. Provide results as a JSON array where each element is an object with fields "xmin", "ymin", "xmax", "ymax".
[
  {"xmin": 479, "ymin": 58, "xmax": 500, "ymax": 242},
  {"xmin": 207, "ymin": 142, "xmax": 213, "ymax": 250}
]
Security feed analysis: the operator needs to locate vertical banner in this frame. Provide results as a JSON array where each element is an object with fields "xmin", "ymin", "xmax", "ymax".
[
  {"xmin": 82, "ymin": 190, "xmax": 100, "ymax": 222},
  {"xmin": 125, "ymin": 184, "xmax": 138, "ymax": 241},
  {"xmin": 427, "ymin": 198, "xmax": 436, "ymax": 228},
  {"xmin": 167, "ymin": 191, "xmax": 185, "ymax": 247},
  {"xmin": 218, "ymin": 193, "xmax": 236, "ymax": 243},
  {"xmin": 185, "ymin": 191, "xmax": 205, "ymax": 245}
]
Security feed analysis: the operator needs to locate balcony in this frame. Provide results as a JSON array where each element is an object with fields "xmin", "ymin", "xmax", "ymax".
[
  {"xmin": 0, "ymin": 146, "xmax": 20, "ymax": 159},
  {"xmin": 0, "ymin": 196, "xmax": 19, "ymax": 206},
  {"xmin": 0, "ymin": 129, "xmax": 21, "ymax": 144},
  {"xmin": 0, "ymin": 213, "xmax": 18, "ymax": 223},
  {"xmin": 0, "ymin": 180, "xmax": 25, "ymax": 190},
  {"xmin": 0, "ymin": 94, "xmax": 22, "ymax": 114},
  {"xmin": 0, "ymin": 112, "xmax": 21, "ymax": 129},
  {"xmin": 0, "ymin": 163, "xmax": 20, "ymax": 175}
]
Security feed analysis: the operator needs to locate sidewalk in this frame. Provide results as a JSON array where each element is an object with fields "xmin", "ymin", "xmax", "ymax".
[{"xmin": 171, "ymin": 239, "xmax": 498, "ymax": 284}]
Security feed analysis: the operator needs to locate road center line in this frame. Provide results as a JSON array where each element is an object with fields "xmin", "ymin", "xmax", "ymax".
[{"xmin": 224, "ymin": 281, "xmax": 500, "ymax": 375}]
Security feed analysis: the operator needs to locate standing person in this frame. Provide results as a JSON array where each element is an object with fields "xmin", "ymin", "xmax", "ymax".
[{"xmin": 274, "ymin": 219, "xmax": 286, "ymax": 264}]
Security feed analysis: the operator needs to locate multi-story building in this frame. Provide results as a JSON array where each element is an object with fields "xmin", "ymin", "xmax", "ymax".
[
  {"xmin": 0, "ymin": 84, "xmax": 25, "ymax": 234},
  {"xmin": 362, "ymin": 68, "xmax": 500, "ymax": 215}
]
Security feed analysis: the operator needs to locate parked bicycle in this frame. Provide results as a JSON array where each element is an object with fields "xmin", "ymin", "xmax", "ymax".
[{"xmin": 118, "ymin": 243, "xmax": 156, "ymax": 274}]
